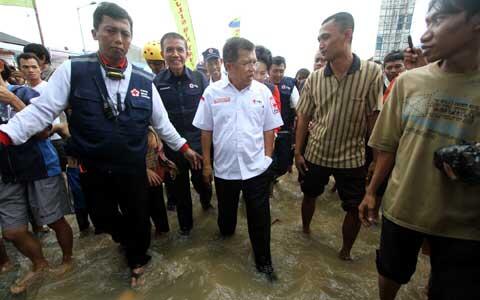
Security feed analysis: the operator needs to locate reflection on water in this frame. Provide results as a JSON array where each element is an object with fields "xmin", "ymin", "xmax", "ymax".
[{"xmin": 0, "ymin": 173, "xmax": 429, "ymax": 300}]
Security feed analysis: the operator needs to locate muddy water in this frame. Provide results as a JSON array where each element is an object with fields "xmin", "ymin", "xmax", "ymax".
[{"xmin": 1, "ymin": 173, "xmax": 429, "ymax": 300}]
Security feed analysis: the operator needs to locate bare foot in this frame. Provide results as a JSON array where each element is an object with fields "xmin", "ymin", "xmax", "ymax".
[
  {"xmin": 338, "ymin": 249, "xmax": 353, "ymax": 261},
  {"xmin": 0, "ymin": 260, "xmax": 14, "ymax": 273},
  {"xmin": 49, "ymin": 260, "xmax": 74, "ymax": 276},
  {"xmin": 10, "ymin": 267, "xmax": 47, "ymax": 294},
  {"xmin": 130, "ymin": 266, "xmax": 146, "ymax": 288}
]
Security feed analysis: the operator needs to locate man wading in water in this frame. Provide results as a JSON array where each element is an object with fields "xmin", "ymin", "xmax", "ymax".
[{"xmin": 0, "ymin": 1, "xmax": 201, "ymax": 288}]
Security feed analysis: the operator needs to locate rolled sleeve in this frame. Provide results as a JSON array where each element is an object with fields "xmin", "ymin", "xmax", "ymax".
[
  {"xmin": 366, "ymin": 65, "xmax": 384, "ymax": 115},
  {"xmin": 296, "ymin": 75, "xmax": 315, "ymax": 117},
  {"xmin": 192, "ymin": 92, "xmax": 213, "ymax": 131},
  {"xmin": 150, "ymin": 84, "xmax": 186, "ymax": 151},
  {"xmin": 290, "ymin": 86, "xmax": 300, "ymax": 108},
  {"xmin": 368, "ymin": 76, "xmax": 404, "ymax": 153}
]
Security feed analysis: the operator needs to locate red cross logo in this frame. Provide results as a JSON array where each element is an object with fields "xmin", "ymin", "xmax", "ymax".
[{"xmin": 130, "ymin": 88, "xmax": 140, "ymax": 97}]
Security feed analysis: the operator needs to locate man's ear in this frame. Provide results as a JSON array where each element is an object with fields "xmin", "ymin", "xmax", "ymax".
[
  {"xmin": 344, "ymin": 28, "xmax": 353, "ymax": 44},
  {"xmin": 224, "ymin": 62, "xmax": 232, "ymax": 73},
  {"xmin": 91, "ymin": 29, "xmax": 98, "ymax": 41}
]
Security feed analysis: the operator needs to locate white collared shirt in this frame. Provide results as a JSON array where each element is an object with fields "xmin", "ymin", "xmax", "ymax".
[
  {"xmin": 0, "ymin": 60, "xmax": 186, "ymax": 150},
  {"xmin": 193, "ymin": 77, "xmax": 283, "ymax": 180}
]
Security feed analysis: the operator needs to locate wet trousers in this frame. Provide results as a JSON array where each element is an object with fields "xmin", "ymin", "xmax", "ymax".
[
  {"xmin": 164, "ymin": 153, "xmax": 212, "ymax": 232},
  {"xmin": 214, "ymin": 170, "xmax": 273, "ymax": 267},
  {"xmin": 148, "ymin": 184, "xmax": 169, "ymax": 233},
  {"xmin": 80, "ymin": 170, "xmax": 151, "ymax": 268}
]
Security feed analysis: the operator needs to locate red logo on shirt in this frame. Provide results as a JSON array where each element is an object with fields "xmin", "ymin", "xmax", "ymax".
[
  {"xmin": 270, "ymin": 96, "xmax": 279, "ymax": 114},
  {"xmin": 214, "ymin": 97, "xmax": 231, "ymax": 104},
  {"xmin": 130, "ymin": 88, "xmax": 140, "ymax": 97}
]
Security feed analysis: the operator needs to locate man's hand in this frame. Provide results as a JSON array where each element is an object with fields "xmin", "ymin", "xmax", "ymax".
[
  {"xmin": 183, "ymin": 148, "xmax": 203, "ymax": 170},
  {"xmin": 358, "ymin": 191, "xmax": 380, "ymax": 227},
  {"xmin": 0, "ymin": 86, "xmax": 15, "ymax": 105},
  {"xmin": 294, "ymin": 153, "xmax": 309, "ymax": 176},
  {"xmin": 202, "ymin": 164, "xmax": 213, "ymax": 185},
  {"xmin": 35, "ymin": 127, "xmax": 51, "ymax": 140},
  {"xmin": 147, "ymin": 169, "xmax": 163, "ymax": 187},
  {"xmin": 403, "ymin": 47, "xmax": 428, "ymax": 70}
]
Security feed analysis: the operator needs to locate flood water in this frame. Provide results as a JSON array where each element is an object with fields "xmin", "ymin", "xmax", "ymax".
[{"xmin": 1, "ymin": 172, "xmax": 429, "ymax": 300}]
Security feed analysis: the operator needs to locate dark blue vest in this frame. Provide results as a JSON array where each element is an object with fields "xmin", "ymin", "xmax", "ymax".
[
  {"xmin": 153, "ymin": 68, "xmax": 207, "ymax": 153},
  {"xmin": 278, "ymin": 77, "xmax": 296, "ymax": 131},
  {"xmin": 66, "ymin": 54, "xmax": 153, "ymax": 174}
]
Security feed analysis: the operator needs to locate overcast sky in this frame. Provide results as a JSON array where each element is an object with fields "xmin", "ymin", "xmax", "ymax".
[{"xmin": 0, "ymin": 0, "xmax": 430, "ymax": 76}]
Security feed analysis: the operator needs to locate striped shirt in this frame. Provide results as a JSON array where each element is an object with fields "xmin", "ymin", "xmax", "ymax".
[{"xmin": 296, "ymin": 54, "xmax": 383, "ymax": 169}]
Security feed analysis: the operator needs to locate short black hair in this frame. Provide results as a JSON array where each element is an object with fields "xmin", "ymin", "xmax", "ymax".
[
  {"xmin": 255, "ymin": 45, "xmax": 272, "ymax": 69},
  {"xmin": 160, "ymin": 32, "xmax": 188, "ymax": 51},
  {"xmin": 322, "ymin": 12, "xmax": 355, "ymax": 33},
  {"xmin": 271, "ymin": 56, "xmax": 286, "ymax": 67},
  {"xmin": 16, "ymin": 52, "xmax": 41, "ymax": 66},
  {"xmin": 428, "ymin": 0, "xmax": 480, "ymax": 18},
  {"xmin": 23, "ymin": 43, "xmax": 51, "ymax": 64},
  {"xmin": 223, "ymin": 37, "xmax": 255, "ymax": 64},
  {"xmin": 295, "ymin": 68, "xmax": 310, "ymax": 79},
  {"xmin": 383, "ymin": 50, "xmax": 404, "ymax": 65},
  {"xmin": 93, "ymin": 2, "xmax": 132, "ymax": 32}
]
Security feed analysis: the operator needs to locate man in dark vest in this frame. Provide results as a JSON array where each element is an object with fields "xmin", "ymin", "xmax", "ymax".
[
  {"xmin": 268, "ymin": 56, "xmax": 300, "ymax": 180},
  {"xmin": 0, "ymin": 2, "xmax": 201, "ymax": 287},
  {"xmin": 154, "ymin": 32, "xmax": 213, "ymax": 236}
]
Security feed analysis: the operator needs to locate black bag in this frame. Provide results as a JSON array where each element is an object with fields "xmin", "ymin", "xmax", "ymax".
[{"xmin": 434, "ymin": 142, "xmax": 480, "ymax": 184}]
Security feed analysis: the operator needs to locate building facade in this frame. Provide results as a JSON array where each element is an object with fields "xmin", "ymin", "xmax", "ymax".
[{"xmin": 375, "ymin": 0, "xmax": 416, "ymax": 61}]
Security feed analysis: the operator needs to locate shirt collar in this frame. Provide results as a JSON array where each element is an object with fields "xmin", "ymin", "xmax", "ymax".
[
  {"xmin": 220, "ymin": 75, "xmax": 253, "ymax": 92},
  {"xmin": 324, "ymin": 53, "xmax": 361, "ymax": 77},
  {"xmin": 165, "ymin": 66, "xmax": 193, "ymax": 81}
]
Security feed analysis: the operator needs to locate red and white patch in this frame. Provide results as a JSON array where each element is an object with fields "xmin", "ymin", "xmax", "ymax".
[
  {"xmin": 270, "ymin": 96, "xmax": 280, "ymax": 113},
  {"xmin": 200, "ymin": 96, "xmax": 205, "ymax": 102},
  {"xmin": 130, "ymin": 88, "xmax": 140, "ymax": 97},
  {"xmin": 213, "ymin": 97, "xmax": 231, "ymax": 104}
]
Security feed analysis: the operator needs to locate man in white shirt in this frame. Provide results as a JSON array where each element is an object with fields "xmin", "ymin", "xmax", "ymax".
[
  {"xmin": 0, "ymin": 2, "xmax": 200, "ymax": 287},
  {"xmin": 193, "ymin": 37, "xmax": 283, "ymax": 281}
]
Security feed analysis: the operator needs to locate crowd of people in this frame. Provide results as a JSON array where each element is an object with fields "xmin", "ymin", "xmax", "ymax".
[{"xmin": 0, "ymin": 0, "xmax": 478, "ymax": 299}]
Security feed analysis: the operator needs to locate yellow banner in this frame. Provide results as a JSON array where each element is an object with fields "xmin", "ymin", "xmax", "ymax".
[
  {"xmin": 0, "ymin": 0, "xmax": 33, "ymax": 8},
  {"xmin": 169, "ymin": 0, "xmax": 198, "ymax": 69}
]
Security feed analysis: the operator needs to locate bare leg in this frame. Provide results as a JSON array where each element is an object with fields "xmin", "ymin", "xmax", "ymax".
[
  {"xmin": 48, "ymin": 217, "xmax": 74, "ymax": 274},
  {"xmin": 379, "ymin": 274, "xmax": 401, "ymax": 300},
  {"xmin": 301, "ymin": 195, "xmax": 316, "ymax": 234},
  {"xmin": 130, "ymin": 266, "xmax": 146, "ymax": 288},
  {"xmin": 0, "ymin": 238, "xmax": 13, "ymax": 273},
  {"xmin": 339, "ymin": 210, "xmax": 361, "ymax": 260},
  {"xmin": 3, "ymin": 226, "xmax": 49, "ymax": 294}
]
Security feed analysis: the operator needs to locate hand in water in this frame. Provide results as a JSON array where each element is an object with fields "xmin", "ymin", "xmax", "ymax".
[{"xmin": 358, "ymin": 192, "xmax": 379, "ymax": 227}]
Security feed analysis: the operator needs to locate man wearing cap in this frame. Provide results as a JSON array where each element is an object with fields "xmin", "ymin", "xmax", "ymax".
[
  {"xmin": 154, "ymin": 32, "xmax": 213, "ymax": 236},
  {"xmin": 202, "ymin": 48, "xmax": 224, "ymax": 84}
]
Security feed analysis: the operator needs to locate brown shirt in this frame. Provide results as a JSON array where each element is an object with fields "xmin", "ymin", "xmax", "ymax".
[{"xmin": 297, "ymin": 54, "xmax": 383, "ymax": 168}]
